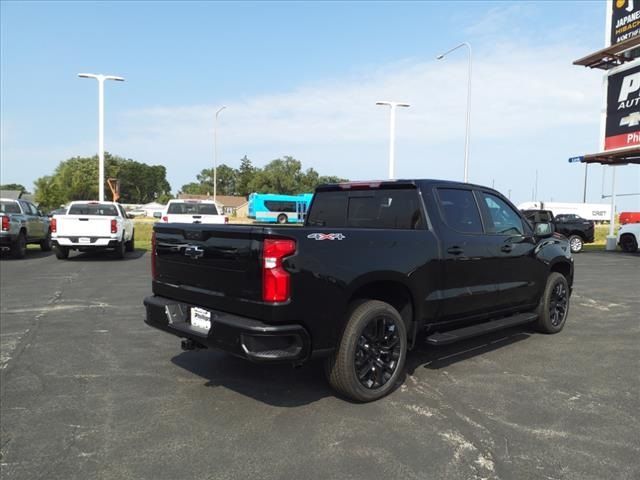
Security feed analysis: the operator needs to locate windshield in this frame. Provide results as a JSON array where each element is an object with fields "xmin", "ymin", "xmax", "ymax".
[
  {"xmin": 167, "ymin": 202, "xmax": 219, "ymax": 215},
  {"xmin": 0, "ymin": 201, "xmax": 21, "ymax": 214},
  {"xmin": 68, "ymin": 203, "xmax": 119, "ymax": 216}
]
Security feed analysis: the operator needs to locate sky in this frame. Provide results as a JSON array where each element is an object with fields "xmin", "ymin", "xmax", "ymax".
[{"xmin": 1, "ymin": 0, "xmax": 639, "ymax": 210}]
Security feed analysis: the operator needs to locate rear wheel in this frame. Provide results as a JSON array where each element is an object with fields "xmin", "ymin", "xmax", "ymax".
[
  {"xmin": 535, "ymin": 272, "xmax": 570, "ymax": 334},
  {"xmin": 568, "ymin": 235, "xmax": 583, "ymax": 253},
  {"xmin": 11, "ymin": 231, "xmax": 27, "ymax": 259},
  {"xmin": 620, "ymin": 234, "xmax": 638, "ymax": 253},
  {"xmin": 54, "ymin": 245, "xmax": 69, "ymax": 259},
  {"xmin": 325, "ymin": 300, "xmax": 407, "ymax": 402},
  {"xmin": 114, "ymin": 238, "xmax": 126, "ymax": 259},
  {"xmin": 40, "ymin": 230, "xmax": 52, "ymax": 251},
  {"xmin": 126, "ymin": 230, "xmax": 135, "ymax": 252},
  {"xmin": 277, "ymin": 214, "xmax": 288, "ymax": 224}
]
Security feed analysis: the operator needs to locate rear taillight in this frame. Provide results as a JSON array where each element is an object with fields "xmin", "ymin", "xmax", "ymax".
[
  {"xmin": 162, "ymin": 216, "xmax": 168, "ymax": 222},
  {"xmin": 1, "ymin": 216, "xmax": 9, "ymax": 232},
  {"xmin": 111, "ymin": 218, "xmax": 117, "ymax": 234},
  {"xmin": 151, "ymin": 231, "xmax": 157, "ymax": 280},
  {"xmin": 50, "ymin": 218, "xmax": 57, "ymax": 233},
  {"xmin": 262, "ymin": 238, "xmax": 296, "ymax": 303},
  {"xmin": 224, "ymin": 216, "xmax": 229, "ymax": 224}
]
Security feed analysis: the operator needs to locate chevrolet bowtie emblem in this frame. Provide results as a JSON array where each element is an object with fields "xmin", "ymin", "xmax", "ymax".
[
  {"xmin": 620, "ymin": 111, "xmax": 640, "ymax": 127},
  {"xmin": 184, "ymin": 245, "xmax": 204, "ymax": 259}
]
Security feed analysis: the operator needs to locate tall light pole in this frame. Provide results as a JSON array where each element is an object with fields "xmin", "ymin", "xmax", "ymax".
[
  {"xmin": 214, "ymin": 106, "xmax": 226, "ymax": 202},
  {"xmin": 375, "ymin": 101, "xmax": 410, "ymax": 179},
  {"xmin": 436, "ymin": 42, "xmax": 472, "ymax": 183},
  {"xmin": 77, "ymin": 73, "xmax": 125, "ymax": 201}
]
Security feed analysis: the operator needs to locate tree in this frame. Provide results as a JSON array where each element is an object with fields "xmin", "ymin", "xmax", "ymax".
[
  {"xmin": 180, "ymin": 164, "xmax": 238, "ymax": 196},
  {"xmin": 236, "ymin": 155, "xmax": 257, "ymax": 197},
  {"xmin": 0, "ymin": 183, "xmax": 29, "ymax": 193},
  {"xmin": 33, "ymin": 153, "xmax": 172, "ymax": 208}
]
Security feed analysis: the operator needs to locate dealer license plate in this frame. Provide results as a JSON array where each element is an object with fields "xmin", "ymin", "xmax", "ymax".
[
  {"xmin": 190, "ymin": 307, "xmax": 211, "ymax": 331},
  {"xmin": 79, "ymin": 237, "xmax": 91, "ymax": 243}
]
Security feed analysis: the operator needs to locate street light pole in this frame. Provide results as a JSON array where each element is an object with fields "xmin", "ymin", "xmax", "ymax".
[
  {"xmin": 214, "ymin": 106, "xmax": 226, "ymax": 202},
  {"xmin": 436, "ymin": 42, "xmax": 472, "ymax": 183},
  {"xmin": 375, "ymin": 101, "xmax": 410, "ymax": 179},
  {"xmin": 78, "ymin": 73, "xmax": 125, "ymax": 201}
]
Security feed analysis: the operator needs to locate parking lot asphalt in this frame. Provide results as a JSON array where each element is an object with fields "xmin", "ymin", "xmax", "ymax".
[{"xmin": 1, "ymin": 248, "xmax": 639, "ymax": 480}]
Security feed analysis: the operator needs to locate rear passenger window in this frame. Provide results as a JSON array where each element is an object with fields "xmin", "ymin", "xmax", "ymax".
[
  {"xmin": 307, "ymin": 189, "xmax": 423, "ymax": 229},
  {"xmin": 346, "ymin": 190, "xmax": 423, "ymax": 229},
  {"xmin": 481, "ymin": 193, "xmax": 524, "ymax": 235},
  {"xmin": 437, "ymin": 188, "xmax": 483, "ymax": 234}
]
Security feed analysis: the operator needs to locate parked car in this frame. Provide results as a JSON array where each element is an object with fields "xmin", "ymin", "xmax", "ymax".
[
  {"xmin": 522, "ymin": 210, "xmax": 594, "ymax": 253},
  {"xmin": 0, "ymin": 198, "xmax": 52, "ymax": 258},
  {"xmin": 144, "ymin": 179, "xmax": 574, "ymax": 402},
  {"xmin": 51, "ymin": 201, "xmax": 134, "ymax": 259},
  {"xmin": 161, "ymin": 199, "xmax": 228, "ymax": 224},
  {"xmin": 617, "ymin": 223, "xmax": 640, "ymax": 252}
]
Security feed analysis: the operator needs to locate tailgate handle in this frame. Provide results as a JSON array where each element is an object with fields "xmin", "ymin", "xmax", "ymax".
[
  {"xmin": 192, "ymin": 215, "xmax": 202, "ymax": 219},
  {"xmin": 447, "ymin": 246, "xmax": 464, "ymax": 255},
  {"xmin": 78, "ymin": 218, "xmax": 89, "ymax": 221}
]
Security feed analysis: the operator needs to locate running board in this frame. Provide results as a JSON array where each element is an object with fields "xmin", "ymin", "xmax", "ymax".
[{"xmin": 425, "ymin": 312, "xmax": 538, "ymax": 346}]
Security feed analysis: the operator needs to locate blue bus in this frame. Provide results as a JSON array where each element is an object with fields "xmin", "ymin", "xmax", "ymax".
[{"xmin": 248, "ymin": 193, "xmax": 314, "ymax": 224}]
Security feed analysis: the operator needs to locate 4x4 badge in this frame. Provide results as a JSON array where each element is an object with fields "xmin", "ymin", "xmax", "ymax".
[{"xmin": 307, "ymin": 233, "xmax": 346, "ymax": 241}]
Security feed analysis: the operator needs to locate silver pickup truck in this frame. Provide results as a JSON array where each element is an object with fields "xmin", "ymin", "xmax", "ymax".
[{"xmin": 0, "ymin": 198, "xmax": 52, "ymax": 258}]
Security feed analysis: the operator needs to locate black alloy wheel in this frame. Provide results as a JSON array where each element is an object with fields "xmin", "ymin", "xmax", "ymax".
[
  {"xmin": 355, "ymin": 316, "xmax": 402, "ymax": 390},
  {"xmin": 548, "ymin": 282, "xmax": 568, "ymax": 327}
]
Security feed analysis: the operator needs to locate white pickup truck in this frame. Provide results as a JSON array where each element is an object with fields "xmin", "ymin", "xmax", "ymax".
[
  {"xmin": 161, "ymin": 199, "xmax": 228, "ymax": 224},
  {"xmin": 51, "ymin": 201, "xmax": 134, "ymax": 259}
]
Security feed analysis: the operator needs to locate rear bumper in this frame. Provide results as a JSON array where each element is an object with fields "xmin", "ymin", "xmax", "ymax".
[
  {"xmin": 53, "ymin": 236, "xmax": 120, "ymax": 248},
  {"xmin": 143, "ymin": 295, "xmax": 311, "ymax": 363}
]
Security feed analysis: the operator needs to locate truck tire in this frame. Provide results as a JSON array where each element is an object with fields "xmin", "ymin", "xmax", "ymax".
[
  {"xmin": 114, "ymin": 239, "xmax": 126, "ymax": 259},
  {"xmin": 277, "ymin": 214, "xmax": 288, "ymax": 224},
  {"xmin": 535, "ymin": 272, "xmax": 570, "ymax": 334},
  {"xmin": 11, "ymin": 231, "xmax": 27, "ymax": 259},
  {"xmin": 619, "ymin": 233, "xmax": 638, "ymax": 253},
  {"xmin": 325, "ymin": 300, "xmax": 407, "ymax": 402},
  {"xmin": 126, "ymin": 230, "xmax": 135, "ymax": 252},
  {"xmin": 54, "ymin": 245, "xmax": 69, "ymax": 259},
  {"xmin": 40, "ymin": 230, "xmax": 52, "ymax": 252},
  {"xmin": 568, "ymin": 235, "xmax": 583, "ymax": 253}
]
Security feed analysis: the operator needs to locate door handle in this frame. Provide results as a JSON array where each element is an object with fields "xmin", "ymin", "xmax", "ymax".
[
  {"xmin": 501, "ymin": 244, "xmax": 513, "ymax": 253},
  {"xmin": 447, "ymin": 246, "xmax": 464, "ymax": 255}
]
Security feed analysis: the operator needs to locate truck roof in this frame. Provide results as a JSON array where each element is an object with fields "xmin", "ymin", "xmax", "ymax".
[{"xmin": 316, "ymin": 179, "xmax": 502, "ymax": 193}]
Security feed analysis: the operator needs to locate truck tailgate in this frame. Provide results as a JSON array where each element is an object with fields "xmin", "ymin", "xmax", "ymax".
[
  {"xmin": 154, "ymin": 224, "xmax": 265, "ymax": 309},
  {"xmin": 56, "ymin": 215, "xmax": 113, "ymax": 236}
]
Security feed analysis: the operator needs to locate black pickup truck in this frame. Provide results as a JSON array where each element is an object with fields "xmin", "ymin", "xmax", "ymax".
[
  {"xmin": 521, "ymin": 210, "xmax": 594, "ymax": 253},
  {"xmin": 144, "ymin": 180, "xmax": 574, "ymax": 401}
]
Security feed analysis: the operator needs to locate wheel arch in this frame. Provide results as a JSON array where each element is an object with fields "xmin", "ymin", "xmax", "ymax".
[{"xmin": 346, "ymin": 276, "xmax": 417, "ymax": 344}]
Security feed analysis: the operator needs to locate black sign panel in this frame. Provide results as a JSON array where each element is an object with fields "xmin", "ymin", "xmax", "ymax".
[
  {"xmin": 611, "ymin": 0, "xmax": 640, "ymax": 45},
  {"xmin": 605, "ymin": 63, "xmax": 640, "ymax": 150}
]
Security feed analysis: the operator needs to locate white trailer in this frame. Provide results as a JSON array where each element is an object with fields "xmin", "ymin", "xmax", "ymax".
[{"xmin": 518, "ymin": 201, "xmax": 612, "ymax": 222}]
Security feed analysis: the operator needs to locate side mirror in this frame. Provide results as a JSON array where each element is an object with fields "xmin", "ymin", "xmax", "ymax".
[
  {"xmin": 153, "ymin": 212, "xmax": 162, "ymax": 219},
  {"xmin": 535, "ymin": 222, "xmax": 553, "ymax": 238}
]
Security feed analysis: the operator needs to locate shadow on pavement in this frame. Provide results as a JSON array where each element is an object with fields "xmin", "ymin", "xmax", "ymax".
[
  {"xmin": 63, "ymin": 249, "xmax": 146, "ymax": 261},
  {"xmin": 0, "ymin": 249, "xmax": 55, "ymax": 261},
  {"xmin": 407, "ymin": 325, "xmax": 533, "ymax": 373},
  {"xmin": 171, "ymin": 350, "xmax": 333, "ymax": 407}
]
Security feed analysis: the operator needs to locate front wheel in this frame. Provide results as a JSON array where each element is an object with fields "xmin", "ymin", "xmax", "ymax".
[
  {"xmin": 568, "ymin": 235, "xmax": 583, "ymax": 253},
  {"xmin": 325, "ymin": 300, "xmax": 407, "ymax": 402},
  {"xmin": 620, "ymin": 233, "xmax": 638, "ymax": 253},
  {"xmin": 535, "ymin": 272, "xmax": 570, "ymax": 334}
]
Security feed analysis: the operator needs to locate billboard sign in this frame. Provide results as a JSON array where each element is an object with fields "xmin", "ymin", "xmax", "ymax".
[
  {"xmin": 611, "ymin": 0, "xmax": 640, "ymax": 45},
  {"xmin": 605, "ymin": 62, "xmax": 640, "ymax": 150}
]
